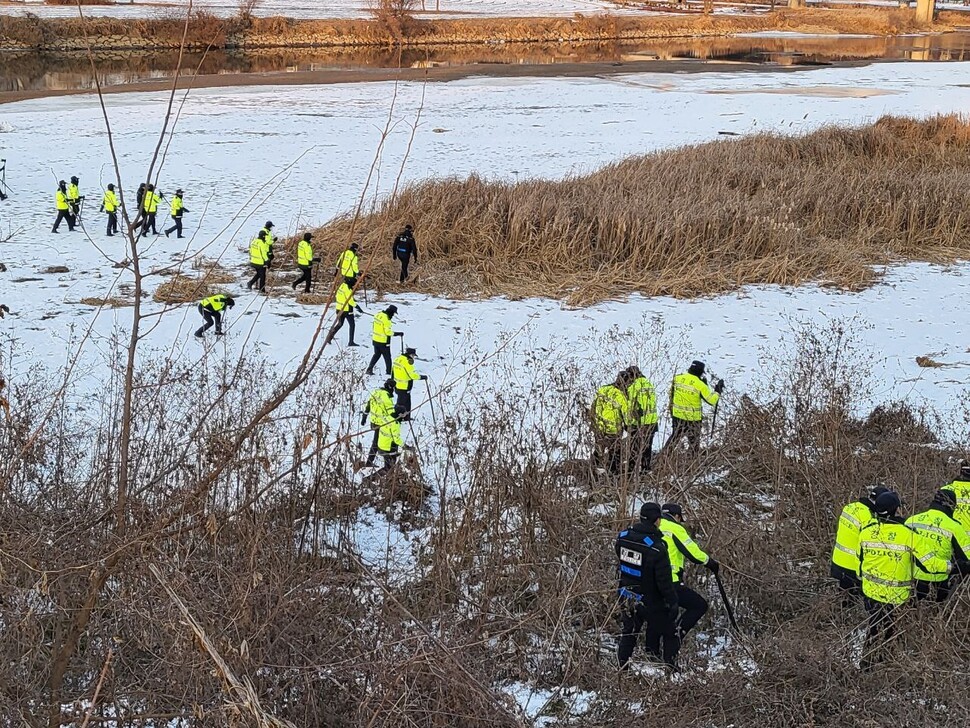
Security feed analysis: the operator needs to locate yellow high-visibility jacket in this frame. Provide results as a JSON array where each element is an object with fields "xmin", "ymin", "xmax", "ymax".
[
  {"xmin": 142, "ymin": 191, "xmax": 160, "ymax": 214},
  {"xmin": 372, "ymin": 312, "xmax": 393, "ymax": 344},
  {"xmin": 67, "ymin": 183, "xmax": 80, "ymax": 204},
  {"xmin": 169, "ymin": 195, "xmax": 184, "ymax": 217},
  {"xmin": 366, "ymin": 388, "xmax": 395, "ymax": 429},
  {"xmin": 336, "ymin": 249, "xmax": 359, "ymax": 278},
  {"xmin": 627, "ymin": 376, "xmax": 658, "ymax": 426},
  {"xmin": 943, "ymin": 480, "xmax": 970, "ymax": 533},
  {"xmin": 859, "ymin": 519, "xmax": 948, "ymax": 605},
  {"xmin": 831, "ymin": 500, "xmax": 875, "ymax": 575},
  {"xmin": 249, "ymin": 237, "xmax": 270, "ymax": 266},
  {"xmin": 659, "ymin": 517, "xmax": 710, "ymax": 583},
  {"xmin": 906, "ymin": 507, "xmax": 970, "ymax": 583},
  {"xmin": 377, "ymin": 417, "xmax": 403, "ymax": 453},
  {"xmin": 201, "ymin": 294, "xmax": 230, "ymax": 312},
  {"xmin": 336, "ymin": 282, "xmax": 357, "ymax": 313},
  {"xmin": 297, "ymin": 239, "xmax": 314, "ymax": 267},
  {"xmin": 671, "ymin": 372, "xmax": 718, "ymax": 422},
  {"xmin": 393, "ymin": 354, "xmax": 420, "ymax": 392},
  {"xmin": 102, "ymin": 190, "xmax": 118, "ymax": 213},
  {"xmin": 591, "ymin": 384, "xmax": 628, "ymax": 436},
  {"xmin": 56, "ymin": 190, "xmax": 69, "ymax": 211}
]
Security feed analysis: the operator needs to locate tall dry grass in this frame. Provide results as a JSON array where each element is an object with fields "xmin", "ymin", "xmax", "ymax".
[{"xmin": 304, "ymin": 115, "xmax": 970, "ymax": 304}]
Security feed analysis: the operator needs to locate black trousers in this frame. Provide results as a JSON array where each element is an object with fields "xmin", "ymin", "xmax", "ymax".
[
  {"xmin": 292, "ymin": 265, "xmax": 312, "ymax": 293},
  {"xmin": 629, "ymin": 424, "xmax": 657, "ymax": 472},
  {"xmin": 674, "ymin": 584, "xmax": 708, "ymax": 638},
  {"xmin": 52, "ymin": 209, "xmax": 74, "ymax": 232},
  {"xmin": 593, "ymin": 433, "xmax": 624, "ymax": 475},
  {"xmin": 247, "ymin": 264, "xmax": 267, "ymax": 291},
  {"xmin": 397, "ymin": 252, "xmax": 412, "ymax": 283},
  {"xmin": 326, "ymin": 312, "xmax": 356, "ymax": 345},
  {"xmin": 194, "ymin": 305, "xmax": 222, "ymax": 337},
  {"xmin": 70, "ymin": 202, "xmax": 80, "ymax": 225},
  {"xmin": 140, "ymin": 212, "xmax": 158, "ymax": 235},
  {"xmin": 831, "ymin": 563, "xmax": 863, "ymax": 609},
  {"xmin": 165, "ymin": 216, "xmax": 183, "ymax": 238},
  {"xmin": 362, "ymin": 444, "xmax": 400, "ymax": 484},
  {"xmin": 365, "ymin": 428, "xmax": 380, "ymax": 466},
  {"xmin": 915, "ymin": 578, "xmax": 952, "ymax": 603},
  {"xmin": 106, "ymin": 211, "xmax": 118, "ymax": 236},
  {"xmin": 368, "ymin": 342, "xmax": 392, "ymax": 375},
  {"xmin": 617, "ymin": 600, "xmax": 679, "ymax": 669},
  {"xmin": 396, "ymin": 389, "xmax": 412, "ymax": 420},
  {"xmin": 663, "ymin": 418, "xmax": 701, "ymax": 455},
  {"xmin": 861, "ymin": 597, "xmax": 897, "ymax": 669}
]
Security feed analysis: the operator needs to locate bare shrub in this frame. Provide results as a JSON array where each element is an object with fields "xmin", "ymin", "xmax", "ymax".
[{"xmin": 368, "ymin": 0, "xmax": 418, "ymax": 42}]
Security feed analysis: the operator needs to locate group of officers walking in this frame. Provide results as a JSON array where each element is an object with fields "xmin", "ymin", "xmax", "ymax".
[
  {"xmin": 52, "ymin": 177, "xmax": 187, "ymax": 239},
  {"xmin": 831, "ymin": 466, "xmax": 970, "ymax": 668},
  {"xmin": 592, "ymin": 359, "xmax": 724, "ymax": 473}
]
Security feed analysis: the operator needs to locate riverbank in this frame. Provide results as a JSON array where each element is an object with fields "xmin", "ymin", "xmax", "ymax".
[{"xmin": 0, "ymin": 7, "xmax": 949, "ymax": 51}]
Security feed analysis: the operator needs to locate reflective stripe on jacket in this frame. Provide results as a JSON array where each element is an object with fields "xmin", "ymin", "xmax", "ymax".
[
  {"xmin": 627, "ymin": 376, "xmax": 658, "ymax": 426},
  {"xmin": 591, "ymin": 384, "xmax": 628, "ymax": 436},
  {"xmin": 372, "ymin": 312, "xmax": 393, "ymax": 343},
  {"xmin": 56, "ymin": 190, "xmax": 69, "ymax": 210},
  {"xmin": 142, "ymin": 192, "xmax": 160, "ymax": 213},
  {"xmin": 367, "ymin": 389, "xmax": 395, "ymax": 429},
  {"xmin": 337, "ymin": 249, "xmax": 359, "ymax": 278},
  {"xmin": 906, "ymin": 507, "xmax": 970, "ymax": 583},
  {"xmin": 249, "ymin": 237, "xmax": 269, "ymax": 266},
  {"xmin": 201, "ymin": 294, "xmax": 228, "ymax": 312},
  {"xmin": 377, "ymin": 417, "xmax": 403, "ymax": 452},
  {"xmin": 336, "ymin": 282, "xmax": 356, "ymax": 312},
  {"xmin": 943, "ymin": 480, "xmax": 970, "ymax": 533},
  {"xmin": 659, "ymin": 517, "xmax": 709, "ymax": 583},
  {"xmin": 170, "ymin": 196, "xmax": 183, "ymax": 217},
  {"xmin": 831, "ymin": 500, "xmax": 875, "ymax": 574},
  {"xmin": 859, "ymin": 519, "xmax": 948, "ymax": 604},
  {"xmin": 102, "ymin": 190, "xmax": 118, "ymax": 213},
  {"xmin": 67, "ymin": 183, "xmax": 80, "ymax": 203},
  {"xmin": 670, "ymin": 372, "xmax": 718, "ymax": 422}
]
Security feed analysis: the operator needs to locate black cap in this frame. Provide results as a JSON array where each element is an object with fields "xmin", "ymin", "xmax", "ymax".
[
  {"xmin": 175, "ymin": 188, "xmax": 183, "ymax": 194},
  {"xmin": 386, "ymin": 305, "xmax": 398, "ymax": 316},
  {"xmin": 303, "ymin": 232, "xmax": 313, "ymax": 241},
  {"xmin": 867, "ymin": 484, "xmax": 890, "ymax": 502},
  {"xmin": 383, "ymin": 378, "xmax": 394, "ymax": 392},
  {"xmin": 59, "ymin": 180, "xmax": 66, "ymax": 186},
  {"xmin": 107, "ymin": 183, "xmax": 115, "ymax": 190},
  {"xmin": 345, "ymin": 276, "xmax": 357, "ymax": 287},
  {"xmin": 265, "ymin": 221, "xmax": 274, "ymax": 228},
  {"xmin": 934, "ymin": 489, "xmax": 957, "ymax": 510},
  {"xmin": 688, "ymin": 360, "xmax": 706, "ymax": 376},
  {"xmin": 640, "ymin": 502, "xmax": 662, "ymax": 523},
  {"xmin": 405, "ymin": 347, "xmax": 416, "ymax": 356},
  {"xmin": 70, "ymin": 176, "xmax": 78, "ymax": 183},
  {"xmin": 350, "ymin": 242, "xmax": 359, "ymax": 251},
  {"xmin": 661, "ymin": 503, "xmax": 683, "ymax": 519},
  {"xmin": 405, "ymin": 224, "xmax": 413, "ymax": 231},
  {"xmin": 874, "ymin": 491, "xmax": 901, "ymax": 517}
]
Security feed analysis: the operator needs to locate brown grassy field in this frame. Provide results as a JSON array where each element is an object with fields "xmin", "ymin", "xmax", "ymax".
[{"xmin": 300, "ymin": 115, "xmax": 970, "ymax": 305}]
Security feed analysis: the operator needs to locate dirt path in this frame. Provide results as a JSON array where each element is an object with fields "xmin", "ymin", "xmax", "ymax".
[{"xmin": 0, "ymin": 56, "xmax": 868, "ymax": 105}]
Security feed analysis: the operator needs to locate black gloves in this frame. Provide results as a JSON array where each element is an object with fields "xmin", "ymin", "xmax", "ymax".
[
  {"xmin": 360, "ymin": 413, "xmax": 367, "ymax": 426},
  {"xmin": 714, "ymin": 379, "xmax": 724, "ymax": 394},
  {"xmin": 420, "ymin": 375, "xmax": 427, "ymax": 381},
  {"xmin": 393, "ymin": 331, "xmax": 404, "ymax": 337},
  {"xmin": 356, "ymin": 306, "xmax": 364, "ymax": 314},
  {"xmin": 226, "ymin": 300, "xmax": 235, "ymax": 309},
  {"xmin": 706, "ymin": 558, "xmax": 720, "ymax": 575},
  {"xmin": 954, "ymin": 559, "xmax": 970, "ymax": 576}
]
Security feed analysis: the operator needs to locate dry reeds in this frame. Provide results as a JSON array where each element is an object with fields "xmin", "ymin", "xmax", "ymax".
[
  {"xmin": 78, "ymin": 295, "xmax": 131, "ymax": 307},
  {"xmin": 153, "ymin": 274, "xmax": 223, "ymax": 304},
  {"xmin": 303, "ymin": 115, "xmax": 970, "ymax": 305}
]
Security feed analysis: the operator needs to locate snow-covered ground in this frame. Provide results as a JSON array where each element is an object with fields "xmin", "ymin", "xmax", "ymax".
[
  {"xmin": 0, "ymin": 0, "xmax": 645, "ymax": 19},
  {"xmin": 3, "ymin": 61, "xmax": 970, "ymax": 410}
]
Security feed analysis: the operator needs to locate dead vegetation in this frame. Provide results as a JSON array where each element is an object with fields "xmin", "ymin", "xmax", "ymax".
[
  {"xmin": 304, "ymin": 115, "xmax": 970, "ymax": 304},
  {"xmin": 78, "ymin": 295, "xmax": 132, "ymax": 307},
  {"xmin": 1, "ymin": 322, "xmax": 968, "ymax": 724}
]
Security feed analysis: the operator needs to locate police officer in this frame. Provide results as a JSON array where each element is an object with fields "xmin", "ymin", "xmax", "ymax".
[
  {"xmin": 100, "ymin": 183, "xmax": 119, "ymax": 237},
  {"xmin": 858, "ymin": 491, "xmax": 950, "ymax": 668},
  {"xmin": 139, "ymin": 184, "xmax": 161, "ymax": 237},
  {"xmin": 361, "ymin": 379, "xmax": 396, "ymax": 468},
  {"xmin": 362, "ymin": 404, "xmax": 412, "ymax": 481},
  {"xmin": 52, "ymin": 180, "xmax": 74, "ymax": 233},
  {"xmin": 616, "ymin": 502, "xmax": 680, "ymax": 670},
  {"xmin": 942, "ymin": 460, "xmax": 970, "ymax": 533},
  {"xmin": 591, "ymin": 371, "xmax": 630, "ymax": 476},
  {"xmin": 906, "ymin": 489, "xmax": 970, "ymax": 602},
  {"xmin": 324, "ymin": 276, "xmax": 364, "ymax": 347},
  {"xmin": 392, "ymin": 224, "xmax": 418, "ymax": 283},
  {"xmin": 659, "ymin": 503, "xmax": 718, "ymax": 642},
  {"xmin": 625, "ymin": 366, "xmax": 658, "ymax": 472},
  {"xmin": 392, "ymin": 347, "xmax": 424, "ymax": 420},
  {"xmin": 336, "ymin": 242, "xmax": 360, "ymax": 282},
  {"xmin": 366, "ymin": 305, "xmax": 404, "ymax": 376},
  {"xmin": 67, "ymin": 175, "xmax": 82, "ymax": 224},
  {"xmin": 194, "ymin": 294, "xmax": 235, "ymax": 338},
  {"xmin": 291, "ymin": 233, "xmax": 318, "ymax": 293},
  {"xmin": 261, "ymin": 221, "xmax": 276, "ymax": 267},
  {"xmin": 831, "ymin": 485, "xmax": 888, "ymax": 604},
  {"xmin": 663, "ymin": 360, "xmax": 722, "ymax": 456},
  {"xmin": 247, "ymin": 230, "xmax": 270, "ymax": 292},
  {"xmin": 164, "ymin": 189, "xmax": 187, "ymax": 238}
]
